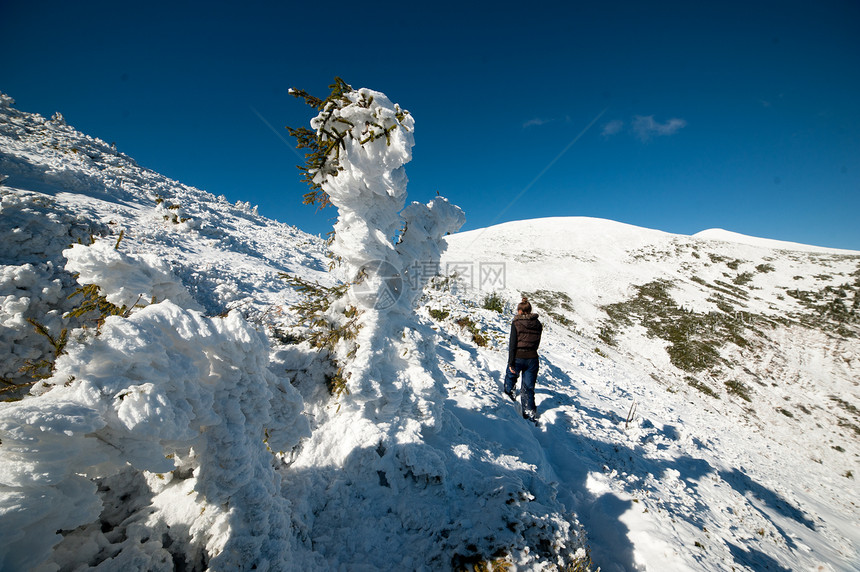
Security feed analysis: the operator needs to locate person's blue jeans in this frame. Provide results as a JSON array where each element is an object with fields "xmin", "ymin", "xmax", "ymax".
[{"xmin": 504, "ymin": 357, "xmax": 539, "ymax": 416}]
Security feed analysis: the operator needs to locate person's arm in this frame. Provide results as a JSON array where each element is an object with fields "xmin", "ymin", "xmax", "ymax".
[{"xmin": 508, "ymin": 323, "xmax": 517, "ymax": 369}]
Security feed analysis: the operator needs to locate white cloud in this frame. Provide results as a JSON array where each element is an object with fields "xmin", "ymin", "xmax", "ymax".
[
  {"xmin": 523, "ymin": 117, "xmax": 552, "ymax": 128},
  {"xmin": 601, "ymin": 119, "xmax": 624, "ymax": 137},
  {"xmin": 632, "ymin": 115, "xmax": 687, "ymax": 141}
]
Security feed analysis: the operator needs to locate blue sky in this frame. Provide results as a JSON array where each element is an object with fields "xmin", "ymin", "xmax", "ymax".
[{"xmin": 2, "ymin": 1, "xmax": 859, "ymax": 249}]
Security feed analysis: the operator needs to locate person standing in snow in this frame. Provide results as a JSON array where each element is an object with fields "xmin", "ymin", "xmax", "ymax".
[{"xmin": 504, "ymin": 297, "xmax": 543, "ymax": 422}]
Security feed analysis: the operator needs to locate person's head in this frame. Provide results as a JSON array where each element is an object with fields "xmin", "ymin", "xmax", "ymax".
[{"xmin": 516, "ymin": 297, "xmax": 532, "ymax": 315}]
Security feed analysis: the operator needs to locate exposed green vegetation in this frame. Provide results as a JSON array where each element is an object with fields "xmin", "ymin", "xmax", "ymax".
[
  {"xmin": 724, "ymin": 379, "xmax": 752, "ymax": 402},
  {"xmin": 687, "ymin": 376, "xmax": 719, "ymax": 399},
  {"xmin": 724, "ymin": 379, "xmax": 752, "ymax": 403},
  {"xmin": 708, "ymin": 294, "xmax": 735, "ymax": 315},
  {"xmin": 18, "ymin": 319, "xmax": 68, "ymax": 381},
  {"xmin": 830, "ymin": 396, "xmax": 860, "ymax": 436},
  {"xmin": 481, "ymin": 291, "xmax": 505, "ymax": 313},
  {"xmin": 455, "ymin": 316, "xmax": 488, "ymax": 347},
  {"xmin": 712, "ymin": 279, "xmax": 750, "ymax": 301},
  {"xmin": 66, "ymin": 283, "xmax": 135, "ymax": 330},
  {"xmin": 158, "ymin": 198, "xmax": 191, "ymax": 224},
  {"xmin": 0, "ymin": 377, "xmax": 31, "ymax": 401},
  {"xmin": 830, "ymin": 396, "xmax": 859, "ymax": 417},
  {"xmin": 786, "ymin": 277, "xmax": 859, "ymax": 336},
  {"xmin": 733, "ymin": 272, "xmax": 755, "ymax": 286},
  {"xmin": 280, "ymin": 274, "xmax": 356, "ymax": 350},
  {"xmin": 690, "ymin": 275, "xmax": 750, "ymax": 303},
  {"xmin": 837, "ymin": 419, "xmax": 860, "ymax": 437},
  {"xmin": 268, "ymin": 326, "xmax": 303, "ymax": 345},
  {"xmin": 428, "ymin": 308, "xmax": 450, "ymax": 321},
  {"xmin": 3, "ymin": 276, "xmax": 137, "ymax": 401},
  {"xmin": 452, "ymin": 554, "xmax": 511, "ymax": 572},
  {"xmin": 597, "ymin": 325, "xmax": 616, "ymax": 346},
  {"xmin": 428, "ymin": 273, "xmax": 459, "ymax": 292},
  {"xmin": 280, "ymin": 273, "xmax": 360, "ymax": 397},
  {"xmin": 599, "ymin": 280, "xmax": 756, "ymax": 373},
  {"xmin": 451, "ymin": 544, "xmax": 594, "ymax": 571},
  {"xmin": 287, "ymin": 77, "xmax": 410, "ymax": 209},
  {"xmin": 524, "ymin": 289, "xmax": 575, "ymax": 326}
]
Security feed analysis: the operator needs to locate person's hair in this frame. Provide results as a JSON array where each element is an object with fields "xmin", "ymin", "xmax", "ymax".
[{"xmin": 517, "ymin": 297, "xmax": 532, "ymax": 315}]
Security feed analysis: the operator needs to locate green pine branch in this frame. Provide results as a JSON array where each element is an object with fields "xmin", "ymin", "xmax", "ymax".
[
  {"xmin": 19, "ymin": 319, "xmax": 69, "ymax": 380},
  {"xmin": 286, "ymin": 76, "xmax": 409, "ymax": 209},
  {"xmin": 279, "ymin": 273, "xmax": 361, "ymax": 396},
  {"xmin": 66, "ymin": 283, "xmax": 143, "ymax": 332}
]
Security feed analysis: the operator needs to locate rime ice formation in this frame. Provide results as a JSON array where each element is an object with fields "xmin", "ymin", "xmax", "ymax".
[
  {"xmin": 279, "ymin": 86, "xmax": 584, "ymax": 570},
  {"xmin": 0, "ymin": 90, "xmax": 591, "ymax": 571}
]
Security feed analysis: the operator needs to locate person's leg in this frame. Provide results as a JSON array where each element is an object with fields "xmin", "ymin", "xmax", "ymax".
[
  {"xmin": 519, "ymin": 358, "xmax": 539, "ymax": 418},
  {"xmin": 503, "ymin": 364, "xmax": 519, "ymax": 397}
]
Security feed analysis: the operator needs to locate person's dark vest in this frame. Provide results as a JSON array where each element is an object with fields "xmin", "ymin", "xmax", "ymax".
[{"xmin": 513, "ymin": 314, "xmax": 542, "ymax": 359}]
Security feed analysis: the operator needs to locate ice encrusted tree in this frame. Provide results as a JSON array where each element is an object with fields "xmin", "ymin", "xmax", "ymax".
[
  {"xmin": 284, "ymin": 80, "xmax": 589, "ymax": 569},
  {"xmin": 286, "ymin": 77, "xmax": 465, "ymax": 420}
]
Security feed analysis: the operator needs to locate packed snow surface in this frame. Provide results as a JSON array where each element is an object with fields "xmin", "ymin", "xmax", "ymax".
[{"xmin": 1, "ymin": 92, "xmax": 858, "ymax": 571}]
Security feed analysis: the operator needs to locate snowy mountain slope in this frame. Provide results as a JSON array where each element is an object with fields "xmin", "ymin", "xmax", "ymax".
[
  {"xmin": 439, "ymin": 218, "xmax": 859, "ymax": 570},
  {"xmin": 0, "ymin": 94, "xmax": 591, "ymax": 571},
  {"xmin": 694, "ymin": 228, "xmax": 859, "ymax": 254},
  {"xmin": 0, "ymin": 93, "xmax": 334, "ymax": 570},
  {"xmin": 1, "ymin": 89, "xmax": 858, "ymax": 572}
]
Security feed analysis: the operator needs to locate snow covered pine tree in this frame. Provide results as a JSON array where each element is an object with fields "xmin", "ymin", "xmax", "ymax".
[
  {"xmin": 286, "ymin": 77, "xmax": 464, "ymax": 414},
  {"xmin": 283, "ymin": 79, "xmax": 590, "ymax": 569}
]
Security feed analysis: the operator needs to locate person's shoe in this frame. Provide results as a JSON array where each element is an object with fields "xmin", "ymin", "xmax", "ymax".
[
  {"xmin": 522, "ymin": 409, "xmax": 539, "ymax": 423},
  {"xmin": 504, "ymin": 389, "xmax": 516, "ymax": 402}
]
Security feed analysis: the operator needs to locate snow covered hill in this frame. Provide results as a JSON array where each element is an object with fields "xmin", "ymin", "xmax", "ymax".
[
  {"xmin": 1, "ymin": 91, "xmax": 858, "ymax": 571},
  {"xmin": 440, "ymin": 218, "xmax": 860, "ymax": 570}
]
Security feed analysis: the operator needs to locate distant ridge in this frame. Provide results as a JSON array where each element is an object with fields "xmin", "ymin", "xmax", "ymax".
[
  {"xmin": 455, "ymin": 216, "xmax": 858, "ymax": 255},
  {"xmin": 693, "ymin": 228, "xmax": 859, "ymax": 254}
]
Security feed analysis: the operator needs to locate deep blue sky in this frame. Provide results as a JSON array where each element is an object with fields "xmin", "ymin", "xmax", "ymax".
[{"xmin": 2, "ymin": 1, "xmax": 859, "ymax": 249}]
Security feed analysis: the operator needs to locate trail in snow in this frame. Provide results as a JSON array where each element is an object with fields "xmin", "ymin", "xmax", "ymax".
[{"xmin": 427, "ymin": 275, "xmax": 859, "ymax": 571}]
